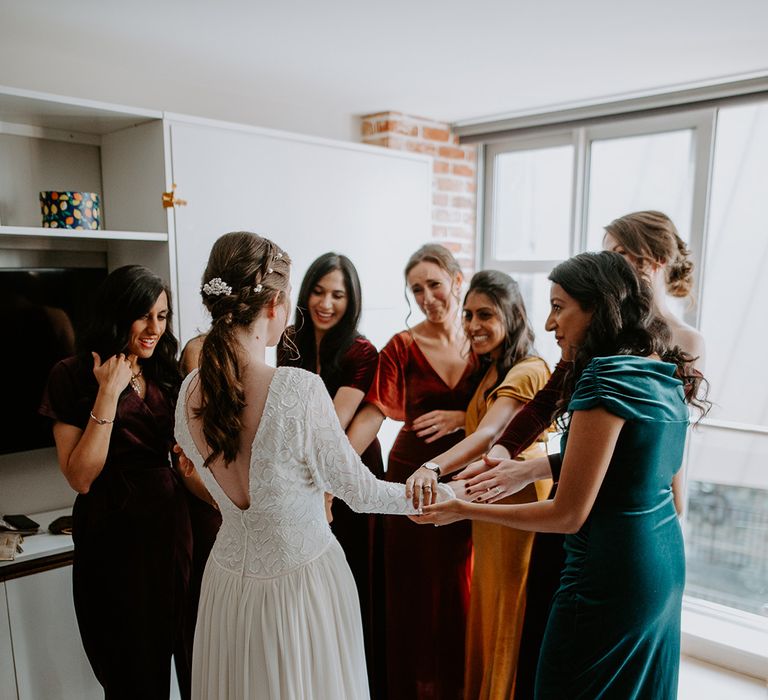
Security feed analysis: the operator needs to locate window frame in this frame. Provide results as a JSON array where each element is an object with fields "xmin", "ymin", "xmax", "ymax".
[{"xmin": 478, "ymin": 101, "xmax": 768, "ymax": 679}]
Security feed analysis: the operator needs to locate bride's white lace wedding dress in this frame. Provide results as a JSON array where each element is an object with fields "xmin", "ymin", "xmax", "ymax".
[{"xmin": 175, "ymin": 366, "xmax": 453, "ymax": 700}]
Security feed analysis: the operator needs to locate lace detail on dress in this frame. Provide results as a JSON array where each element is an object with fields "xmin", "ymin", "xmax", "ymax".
[{"xmin": 175, "ymin": 367, "xmax": 453, "ymax": 579}]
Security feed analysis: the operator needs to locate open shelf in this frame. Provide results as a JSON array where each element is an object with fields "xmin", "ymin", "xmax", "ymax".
[{"xmin": 0, "ymin": 225, "xmax": 167, "ymax": 242}]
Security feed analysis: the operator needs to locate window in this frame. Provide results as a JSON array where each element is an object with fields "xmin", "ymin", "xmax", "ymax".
[
  {"xmin": 685, "ymin": 101, "xmax": 768, "ymax": 618},
  {"xmin": 492, "ymin": 144, "xmax": 574, "ymax": 261},
  {"xmin": 483, "ymin": 137, "xmax": 576, "ymax": 367},
  {"xmin": 584, "ymin": 129, "xmax": 695, "ymax": 251},
  {"xmin": 480, "ymin": 98, "xmax": 768, "ymax": 669}
]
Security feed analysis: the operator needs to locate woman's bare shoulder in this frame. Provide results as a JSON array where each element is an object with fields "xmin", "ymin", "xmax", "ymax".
[{"xmin": 668, "ymin": 319, "xmax": 706, "ymax": 366}]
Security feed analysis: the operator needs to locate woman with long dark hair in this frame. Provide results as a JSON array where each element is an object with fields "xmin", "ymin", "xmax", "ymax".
[
  {"xmin": 278, "ymin": 252, "xmax": 385, "ymax": 695},
  {"xmin": 405, "ymin": 270, "xmax": 551, "ymax": 699},
  {"xmin": 417, "ymin": 251, "xmax": 706, "ymax": 698},
  {"xmin": 454, "ymin": 210, "xmax": 707, "ymax": 699},
  {"xmin": 40, "ymin": 265, "xmax": 193, "ymax": 699}
]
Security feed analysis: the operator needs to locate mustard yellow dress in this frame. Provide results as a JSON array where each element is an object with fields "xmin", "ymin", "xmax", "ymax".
[{"xmin": 464, "ymin": 356, "xmax": 551, "ymax": 700}]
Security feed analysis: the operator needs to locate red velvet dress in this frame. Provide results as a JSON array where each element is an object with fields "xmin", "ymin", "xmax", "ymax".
[
  {"xmin": 365, "ymin": 331, "xmax": 478, "ymax": 700},
  {"xmin": 40, "ymin": 356, "xmax": 192, "ymax": 700}
]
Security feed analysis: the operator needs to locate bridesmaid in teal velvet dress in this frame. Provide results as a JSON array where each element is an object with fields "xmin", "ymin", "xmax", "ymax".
[{"xmin": 414, "ymin": 251, "xmax": 707, "ymax": 699}]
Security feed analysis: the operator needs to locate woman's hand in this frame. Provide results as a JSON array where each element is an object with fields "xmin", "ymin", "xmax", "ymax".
[
  {"xmin": 453, "ymin": 455, "xmax": 491, "ymax": 482},
  {"xmin": 413, "ymin": 499, "xmax": 468, "ymax": 526},
  {"xmin": 464, "ymin": 455, "xmax": 535, "ymax": 503},
  {"xmin": 412, "ymin": 410, "xmax": 466, "ymax": 443},
  {"xmin": 449, "ymin": 479, "xmax": 473, "ymax": 501},
  {"xmin": 172, "ymin": 444, "xmax": 196, "ymax": 477},
  {"xmin": 92, "ymin": 352, "xmax": 134, "ymax": 396},
  {"xmin": 453, "ymin": 444, "xmax": 510, "ymax": 481},
  {"xmin": 405, "ymin": 466, "xmax": 438, "ymax": 509}
]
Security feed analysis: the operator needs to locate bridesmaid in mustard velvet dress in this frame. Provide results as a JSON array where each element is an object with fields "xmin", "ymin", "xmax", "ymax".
[
  {"xmin": 416, "ymin": 252, "xmax": 707, "ymax": 699},
  {"xmin": 348, "ymin": 244, "xmax": 478, "ymax": 700},
  {"xmin": 406, "ymin": 270, "xmax": 551, "ymax": 700}
]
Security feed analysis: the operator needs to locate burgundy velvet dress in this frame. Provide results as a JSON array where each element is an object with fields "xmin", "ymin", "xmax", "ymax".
[
  {"xmin": 40, "ymin": 356, "xmax": 192, "ymax": 700},
  {"xmin": 365, "ymin": 331, "xmax": 478, "ymax": 700}
]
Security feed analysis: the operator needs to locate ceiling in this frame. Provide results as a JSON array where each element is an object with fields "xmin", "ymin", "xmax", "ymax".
[{"xmin": 1, "ymin": 0, "xmax": 767, "ymax": 140}]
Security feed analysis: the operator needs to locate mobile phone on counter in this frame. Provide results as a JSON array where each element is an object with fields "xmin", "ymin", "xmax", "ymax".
[{"xmin": 2, "ymin": 514, "xmax": 40, "ymax": 533}]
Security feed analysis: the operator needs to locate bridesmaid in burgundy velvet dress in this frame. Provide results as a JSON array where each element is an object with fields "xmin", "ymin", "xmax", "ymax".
[
  {"xmin": 348, "ymin": 244, "xmax": 479, "ymax": 700},
  {"xmin": 40, "ymin": 266, "xmax": 194, "ymax": 700},
  {"xmin": 277, "ymin": 252, "xmax": 386, "ymax": 697}
]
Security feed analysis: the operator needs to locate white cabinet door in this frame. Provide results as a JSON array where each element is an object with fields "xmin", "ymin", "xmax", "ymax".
[
  {"xmin": 0, "ymin": 583, "xmax": 17, "ymax": 700},
  {"xmin": 5, "ymin": 566, "xmax": 100, "ymax": 700},
  {"xmin": 168, "ymin": 120, "xmax": 432, "ymax": 350}
]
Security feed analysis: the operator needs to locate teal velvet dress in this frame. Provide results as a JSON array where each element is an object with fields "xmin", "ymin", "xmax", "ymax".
[{"xmin": 535, "ymin": 356, "xmax": 689, "ymax": 700}]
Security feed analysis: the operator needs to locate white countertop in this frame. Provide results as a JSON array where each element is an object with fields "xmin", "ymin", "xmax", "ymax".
[{"xmin": 0, "ymin": 508, "xmax": 73, "ymax": 570}]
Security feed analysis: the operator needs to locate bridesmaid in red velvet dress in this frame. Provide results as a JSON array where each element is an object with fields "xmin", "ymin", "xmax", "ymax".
[
  {"xmin": 348, "ymin": 244, "xmax": 479, "ymax": 700},
  {"xmin": 277, "ymin": 252, "xmax": 387, "ymax": 697}
]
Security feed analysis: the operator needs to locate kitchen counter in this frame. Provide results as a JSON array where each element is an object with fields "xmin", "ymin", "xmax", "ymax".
[{"xmin": 0, "ymin": 508, "xmax": 73, "ymax": 581}]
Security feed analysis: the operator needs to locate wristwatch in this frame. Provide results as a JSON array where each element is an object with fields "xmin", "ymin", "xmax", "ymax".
[{"xmin": 421, "ymin": 461, "xmax": 441, "ymax": 478}]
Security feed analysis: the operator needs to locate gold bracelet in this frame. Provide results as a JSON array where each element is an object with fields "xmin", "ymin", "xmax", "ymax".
[{"xmin": 89, "ymin": 411, "xmax": 114, "ymax": 425}]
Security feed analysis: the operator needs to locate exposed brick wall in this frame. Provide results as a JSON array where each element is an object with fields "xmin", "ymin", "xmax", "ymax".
[{"xmin": 361, "ymin": 112, "xmax": 478, "ymax": 275}]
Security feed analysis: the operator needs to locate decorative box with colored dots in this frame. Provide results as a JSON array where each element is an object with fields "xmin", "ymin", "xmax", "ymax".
[{"xmin": 39, "ymin": 191, "xmax": 101, "ymax": 230}]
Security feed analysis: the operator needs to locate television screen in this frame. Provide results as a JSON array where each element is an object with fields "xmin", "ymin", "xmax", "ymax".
[{"xmin": 0, "ymin": 267, "xmax": 108, "ymax": 455}]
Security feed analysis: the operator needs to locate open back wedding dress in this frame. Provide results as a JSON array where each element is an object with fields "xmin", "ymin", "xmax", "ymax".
[{"xmin": 175, "ymin": 366, "xmax": 451, "ymax": 700}]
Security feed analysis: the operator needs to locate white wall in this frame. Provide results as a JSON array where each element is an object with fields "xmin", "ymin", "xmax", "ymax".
[{"xmin": 0, "ymin": 9, "xmax": 360, "ymax": 143}]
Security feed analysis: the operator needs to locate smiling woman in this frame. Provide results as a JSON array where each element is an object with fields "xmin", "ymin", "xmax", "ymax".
[
  {"xmin": 38, "ymin": 265, "xmax": 193, "ymax": 698},
  {"xmin": 346, "ymin": 243, "xmax": 479, "ymax": 699},
  {"xmin": 405, "ymin": 269, "xmax": 551, "ymax": 699}
]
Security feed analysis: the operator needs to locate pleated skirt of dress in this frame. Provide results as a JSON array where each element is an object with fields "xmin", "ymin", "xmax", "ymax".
[{"xmin": 192, "ymin": 537, "xmax": 370, "ymax": 700}]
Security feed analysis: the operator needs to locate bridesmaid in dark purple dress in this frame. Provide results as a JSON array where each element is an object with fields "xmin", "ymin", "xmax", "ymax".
[
  {"xmin": 277, "ymin": 252, "xmax": 386, "ymax": 697},
  {"xmin": 40, "ymin": 265, "xmax": 193, "ymax": 700}
]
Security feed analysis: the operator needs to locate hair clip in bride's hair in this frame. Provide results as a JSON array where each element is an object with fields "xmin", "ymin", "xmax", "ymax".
[
  {"xmin": 273, "ymin": 252, "xmax": 283, "ymax": 261},
  {"xmin": 267, "ymin": 267, "xmax": 274, "ymax": 275},
  {"xmin": 202, "ymin": 277, "xmax": 232, "ymax": 296},
  {"xmin": 253, "ymin": 283, "xmax": 263, "ymax": 293}
]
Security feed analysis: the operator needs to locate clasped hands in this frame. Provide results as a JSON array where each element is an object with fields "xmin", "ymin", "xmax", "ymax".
[{"xmin": 406, "ymin": 447, "xmax": 539, "ymax": 526}]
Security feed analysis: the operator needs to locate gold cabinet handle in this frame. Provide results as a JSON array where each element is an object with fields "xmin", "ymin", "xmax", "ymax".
[{"xmin": 162, "ymin": 183, "xmax": 188, "ymax": 208}]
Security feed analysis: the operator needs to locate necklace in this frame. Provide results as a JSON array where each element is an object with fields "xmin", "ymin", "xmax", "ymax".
[{"xmin": 130, "ymin": 368, "xmax": 143, "ymax": 396}]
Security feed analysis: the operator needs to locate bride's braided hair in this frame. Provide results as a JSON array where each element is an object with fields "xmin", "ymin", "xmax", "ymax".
[{"xmin": 197, "ymin": 231, "xmax": 291, "ymax": 467}]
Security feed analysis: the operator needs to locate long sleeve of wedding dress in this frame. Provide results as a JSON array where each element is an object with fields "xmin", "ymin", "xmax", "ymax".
[
  {"xmin": 179, "ymin": 367, "xmax": 451, "ymax": 700},
  {"xmin": 302, "ymin": 372, "xmax": 454, "ymax": 513}
]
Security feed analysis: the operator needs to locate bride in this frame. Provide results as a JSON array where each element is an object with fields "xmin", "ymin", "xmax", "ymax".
[{"xmin": 174, "ymin": 231, "xmax": 453, "ymax": 700}]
